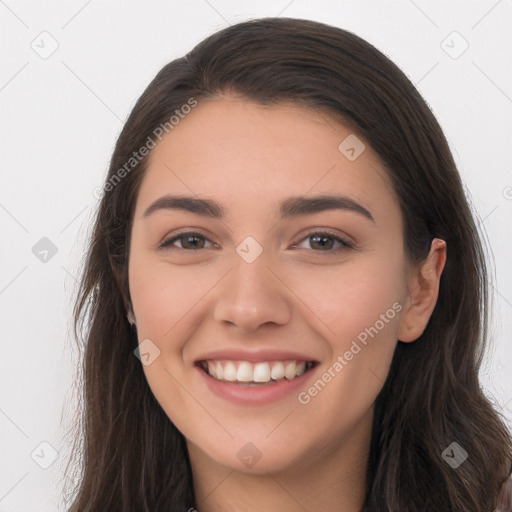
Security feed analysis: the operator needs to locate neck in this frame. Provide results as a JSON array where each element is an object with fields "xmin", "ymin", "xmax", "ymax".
[{"xmin": 188, "ymin": 409, "xmax": 372, "ymax": 512}]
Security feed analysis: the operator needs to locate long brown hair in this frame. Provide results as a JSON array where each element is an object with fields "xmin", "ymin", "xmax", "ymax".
[{"xmin": 64, "ymin": 17, "xmax": 512, "ymax": 511}]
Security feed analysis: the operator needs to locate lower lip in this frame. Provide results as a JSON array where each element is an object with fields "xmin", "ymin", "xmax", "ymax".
[{"xmin": 197, "ymin": 365, "xmax": 317, "ymax": 406}]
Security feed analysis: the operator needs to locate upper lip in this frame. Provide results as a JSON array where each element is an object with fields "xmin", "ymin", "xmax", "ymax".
[{"xmin": 195, "ymin": 349, "xmax": 318, "ymax": 363}]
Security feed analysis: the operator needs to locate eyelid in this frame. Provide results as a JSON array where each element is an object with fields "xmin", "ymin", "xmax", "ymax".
[
  {"xmin": 291, "ymin": 229, "xmax": 354, "ymax": 251},
  {"xmin": 158, "ymin": 229, "xmax": 218, "ymax": 250}
]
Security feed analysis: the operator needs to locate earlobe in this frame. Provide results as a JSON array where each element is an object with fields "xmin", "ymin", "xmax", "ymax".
[
  {"xmin": 109, "ymin": 261, "xmax": 136, "ymax": 327},
  {"xmin": 127, "ymin": 309, "xmax": 136, "ymax": 326},
  {"xmin": 397, "ymin": 238, "xmax": 447, "ymax": 343}
]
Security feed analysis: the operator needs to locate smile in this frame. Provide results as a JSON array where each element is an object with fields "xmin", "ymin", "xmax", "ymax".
[{"xmin": 199, "ymin": 359, "xmax": 316, "ymax": 385}]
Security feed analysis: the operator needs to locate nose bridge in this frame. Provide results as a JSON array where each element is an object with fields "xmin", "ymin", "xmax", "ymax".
[{"xmin": 212, "ymin": 246, "xmax": 291, "ymax": 331}]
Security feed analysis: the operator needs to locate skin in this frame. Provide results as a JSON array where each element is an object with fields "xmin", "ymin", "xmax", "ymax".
[{"xmin": 127, "ymin": 96, "xmax": 446, "ymax": 512}]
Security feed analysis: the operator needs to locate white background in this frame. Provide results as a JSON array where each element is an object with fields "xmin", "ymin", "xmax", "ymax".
[{"xmin": 0, "ymin": 1, "xmax": 511, "ymax": 510}]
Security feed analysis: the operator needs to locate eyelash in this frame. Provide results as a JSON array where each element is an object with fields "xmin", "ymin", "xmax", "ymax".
[{"xmin": 159, "ymin": 230, "xmax": 354, "ymax": 254}]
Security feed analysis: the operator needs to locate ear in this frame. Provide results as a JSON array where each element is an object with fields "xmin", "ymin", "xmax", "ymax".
[
  {"xmin": 120, "ymin": 280, "xmax": 136, "ymax": 326},
  {"xmin": 127, "ymin": 308, "xmax": 136, "ymax": 325},
  {"xmin": 110, "ymin": 259, "xmax": 136, "ymax": 325},
  {"xmin": 397, "ymin": 238, "xmax": 447, "ymax": 343}
]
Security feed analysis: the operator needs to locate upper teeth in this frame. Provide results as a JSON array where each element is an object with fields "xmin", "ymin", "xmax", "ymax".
[{"xmin": 202, "ymin": 360, "xmax": 313, "ymax": 384}]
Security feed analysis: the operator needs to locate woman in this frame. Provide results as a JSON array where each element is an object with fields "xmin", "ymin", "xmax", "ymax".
[{"xmin": 65, "ymin": 17, "xmax": 512, "ymax": 511}]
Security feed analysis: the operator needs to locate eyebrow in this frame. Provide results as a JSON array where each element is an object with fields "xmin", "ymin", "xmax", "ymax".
[{"xmin": 142, "ymin": 194, "xmax": 375, "ymax": 223}]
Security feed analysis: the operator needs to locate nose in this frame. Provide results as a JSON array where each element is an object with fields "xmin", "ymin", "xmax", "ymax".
[{"xmin": 212, "ymin": 251, "xmax": 292, "ymax": 333}]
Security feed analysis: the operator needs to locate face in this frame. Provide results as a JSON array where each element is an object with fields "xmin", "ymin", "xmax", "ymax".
[{"xmin": 128, "ymin": 96, "xmax": 411, "ymax": 476}]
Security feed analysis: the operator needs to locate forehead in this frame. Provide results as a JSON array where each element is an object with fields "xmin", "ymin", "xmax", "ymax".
[{"xmin": 134, "ymin": 97, "xmax": 398, "ymax": 222}]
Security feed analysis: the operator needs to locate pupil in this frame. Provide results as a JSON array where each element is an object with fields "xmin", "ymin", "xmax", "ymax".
[
  {"xmin": 184, "ymin": 236, "xmax": 203, "ymax": 249},
  {"xmin": 311, "ymin": 235, "xmax": 332, "ymax": 250}
]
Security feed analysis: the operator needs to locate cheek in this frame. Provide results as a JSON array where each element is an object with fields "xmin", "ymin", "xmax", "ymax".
[
  {"xmin": 293, "ymin": 263, "xmax": 403, "ymax": 422},
  {"xmin": 130, "ymin": 249, "xmax": 405, "ymax": 356},
  {"xmin": 129, "ymin": 257, "xmax": 212, "ymax": 342},
  {"xmin": 128, "ymin": 258, "xmax": 212, "ymax": 429},
  {"xmin": 288, "ymin": 256, "xmax": 405, "ymax": 348}
]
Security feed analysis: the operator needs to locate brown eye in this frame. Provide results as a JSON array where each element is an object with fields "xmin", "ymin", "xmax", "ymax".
[
  {"xmin": 160, "ymin": 232, "xmax": 215, "ymax": 250},
  {"xmin": 294, "ymin": 231, "xmax": 353, "ymax": 252}
]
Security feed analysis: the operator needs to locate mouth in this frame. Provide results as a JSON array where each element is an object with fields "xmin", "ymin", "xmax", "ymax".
[{"xmin": 197, "ymin": 359, "xmax": 317, "ymax": 386}]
